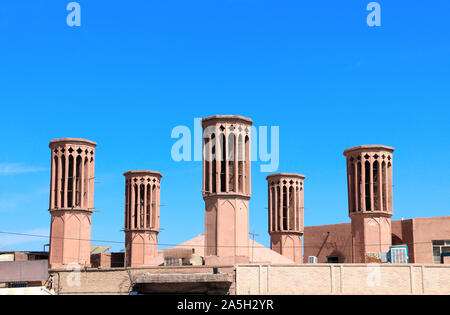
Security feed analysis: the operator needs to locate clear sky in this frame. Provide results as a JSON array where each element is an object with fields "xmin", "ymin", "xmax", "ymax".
[{"xmin": 0, "ymin": 1, "xmax": 449, "ymax": 252}]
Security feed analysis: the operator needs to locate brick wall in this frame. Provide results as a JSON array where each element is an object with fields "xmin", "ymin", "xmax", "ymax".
[
  {"xmin": 49, "ymin": 264, "xmax": 450, "ymax": 295},
  {"xmin": 236, "ymin": 264, "xmax": 450, "ymax": 295},
  {"xmin": 305, "ymin": 216, "xmax": 450, "ymax": 264},
  {"xmin": 303, "ymin": 223, "xmax": 353, "ymax": 263}
]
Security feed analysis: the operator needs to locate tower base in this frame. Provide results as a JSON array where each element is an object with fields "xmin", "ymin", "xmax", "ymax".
[
  {"xmin": 49, "ymin": 210, "xmax": 92, "ymax": 268},
  {"xmin": 351, "ymin": 214, "xmax": 392, "ymax": 263},
  {"xmin": 270, "ymin": 232, "xmax": 303, "ymax": 263},
  {"xmin": 125, "ymin": 230, "xmax": 159, "ymax": 267},
  {"xmin": 204, "ymin": 195, "xmax": 250, "ymax": 259}
]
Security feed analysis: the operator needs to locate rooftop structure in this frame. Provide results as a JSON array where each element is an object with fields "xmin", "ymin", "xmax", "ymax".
[
  {"xmin": 266, "ymin": 173, "xmax": 305, "ymax": 263},
  {"xmin": 124, "ymin": 170, "xmax": 162, "ymax": 267},
  {"xmin": 201, "ymin": 115, "xmax": 252, "ymax": 265},
  {"xmin": 48, "ymin": 138, "xmax": 97, "ymax": 268}
]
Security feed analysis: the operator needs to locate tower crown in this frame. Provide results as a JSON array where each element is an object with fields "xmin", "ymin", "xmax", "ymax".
[
  {"xmin": 49, "ymin": 138, "xmax": 97, "ymax": 211},
  {"xmin": 266, "ymin": 173, "xmax": 305, "ymax": 263},
  {"xmin": 343, "ymin": 145, "xmax": 394, "ymax": 217},
  {"xmin": 124, "ymin": 170, "xmax": 162, "ymax": 232},
  {"xmin": 266, "ymin": 173, "xmax": 305, "ymax": 234},
  {"xmin": 201, "ymin": 115, "xmax": 253, "ymax": 126},
  {"xmin": 202, "ymin": 115, "xmax": 252, "ymax": 198}
]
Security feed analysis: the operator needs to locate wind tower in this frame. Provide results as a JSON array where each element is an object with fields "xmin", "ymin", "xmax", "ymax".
[
  {"xmin": 266, "ymin": 173, "xmax": 305, "ymax": 263},
  {"xmin": 124, "ymin": 171, "xmax": 162, "ymax": 267},
  {"xmin": 343, "ymin": 145, "xmax": 394, "ymax": 263},
  {"xmin": 202, "ymin": 115, "xmax": 252, "ymax": 265},
  {"xmin": 48, "ymin": 138, "xmax": 97, "ymax": 268}
]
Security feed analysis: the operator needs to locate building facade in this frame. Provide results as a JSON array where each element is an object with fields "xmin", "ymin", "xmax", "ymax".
[{"xmin": 303, "ymin": 216, "xmax": 450, "ymax": 264}]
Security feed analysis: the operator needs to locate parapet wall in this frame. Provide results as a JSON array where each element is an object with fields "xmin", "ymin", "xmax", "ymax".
[
  {"xmin": 50, "ymin": 266, "xmax": 236, "ymax": 295},
  {"xmin": 236, "ymin": 264, "xmax": 450, "ymax": 295},
  {"xmin": 49, "ymin": 264, "xmax": 450, "ymax": 295}
]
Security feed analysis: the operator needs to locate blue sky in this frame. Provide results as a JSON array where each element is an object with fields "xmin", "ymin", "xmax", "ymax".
[{"xmin": 0, "ymin": 1, "xmax": 449, "ymax": 252}]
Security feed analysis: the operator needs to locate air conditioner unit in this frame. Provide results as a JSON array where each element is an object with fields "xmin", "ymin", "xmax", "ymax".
[
  {"xmin": 389, "ymin": 246, "xmax": 409, "ymax": 264},
  {"xmin": 381, "ymin": 252, "xmax": 389, "ymax": 263},
  {"xmin": 308, "ymin": 256, "xmax": 318, "ymax": 264}
]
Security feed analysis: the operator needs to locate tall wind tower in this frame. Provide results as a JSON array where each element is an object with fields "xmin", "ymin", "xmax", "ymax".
[
  {"xmin": 201, "ymin": 115, "xmax": 252, "ymax": 265},
  {"xmin": 343, "ymin": 145, "xmax": 394, "ymax": 263},
  {"xmin": 48, "ymin": 138, "xmax": 96, "ymax": 268}
]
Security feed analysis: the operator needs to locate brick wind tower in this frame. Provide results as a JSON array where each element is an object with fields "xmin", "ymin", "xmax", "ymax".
[
  {"xmin": 48, "ymin": 138, "xmax": 97, "ymax": 268},
  {"xmin": 266, "ymin": 173, "xmax": 305, "ymax": 263},
  {"xmin": 202, "ymin": 115, "xmax": 252, "ymax": 265},
  {"xmin": 344, "ymin": 145, "xmax": 394, "ymax": 263},
  {"xmin": 124, "ymin": 171, "xmax": 162, "ymax": 267}
]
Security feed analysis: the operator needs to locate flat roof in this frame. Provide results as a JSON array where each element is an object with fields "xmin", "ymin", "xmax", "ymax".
[
  {"xmin": 343, "ymin": 145, "xmax": 394, "ymax": 156},
  {"xmin": 49, "ymin": 138, "xmax": 97, "ymax": 148},
  {"xmin": 123, "ymin": 170, "xmax": 163, "ymax": 178},
  {"xmin": 201, "ymin": 115, "xmax": 253, "ymax": 125},
  {"xmin": 266, "ymin": 173, "xmax": 306, "ymax": 180}
]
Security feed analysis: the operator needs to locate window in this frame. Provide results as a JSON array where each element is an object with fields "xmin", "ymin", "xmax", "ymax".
[
  {"xmin": 220, "ymin": 132, "xmax": 226, "ymax": 192},
  {"xmin": 327, "ymin": 256, "xmax": 339, "ymax": 263},
  {"xmin": 373, "ymin": 161, "xmax": 379, "ymax": 210},
  {"xmin": 365, "ymin": 161, "xmax": 371, "ymax": 211},
  {"xmin": 282, "ymin": 186, "xmax": 287, "ymax": 230},
  {"xmin": 432, "ymin": 240, "xmax": 450, "ymax": 264},
  {"xmin": 228, "ymin": 133, "xmax": 235, "ymax": 192},
  {"xmin": 211, "ymin": 134, "xmax": 217, "ymax": 193},
  {"xmin": 8, "ymin": 282, "xmax": 28, "ymax": 288}
]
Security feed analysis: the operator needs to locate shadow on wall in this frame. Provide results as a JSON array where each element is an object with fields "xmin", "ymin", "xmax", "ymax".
[
  {"xmin": 327, "ymin": 249, "xmax": 344, "ymax": 263},
  {"xmin": 392, "ymin": 234, "xmax": 404, "ymax": 245}
]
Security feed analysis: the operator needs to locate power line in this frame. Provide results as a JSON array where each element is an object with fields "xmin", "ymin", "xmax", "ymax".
[{"xmin": 0, "ymin": 230, "xmax": 442, "ymax": 250}]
